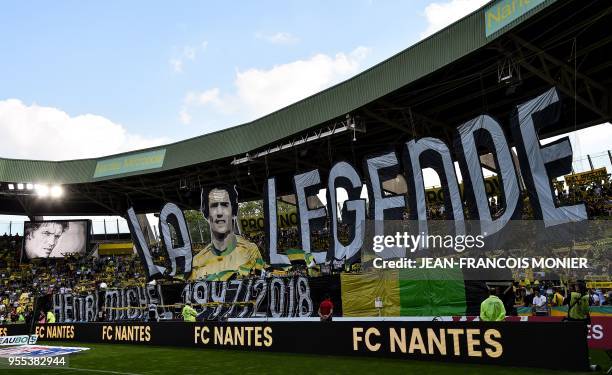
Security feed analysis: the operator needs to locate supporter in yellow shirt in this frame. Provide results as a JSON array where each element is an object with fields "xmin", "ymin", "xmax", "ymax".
[
  {"xmin": 46, "ymin": 310, "xmax": 56, "ymax": 323},
  {"xmin": 182, "ymin": 303, "xmax": 197, "ymax": 322},
  {"xmin": 551, "ymin": 287, "xmax": 565, "ymax": 306}
]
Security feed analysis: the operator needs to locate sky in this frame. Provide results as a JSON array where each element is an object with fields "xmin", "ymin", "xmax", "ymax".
[
  {"xmin": 0, "ymin": 0, "xmax": 499, "ymax": 160},
  {"xmin": 0, "ymin": 0, "xmax": 610, "ymax": 232}
]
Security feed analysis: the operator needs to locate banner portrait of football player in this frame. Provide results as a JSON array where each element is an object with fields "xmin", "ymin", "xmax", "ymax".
[{"xmin": 190, "ymin": 184, "xmax": 264, "ymax": 281}]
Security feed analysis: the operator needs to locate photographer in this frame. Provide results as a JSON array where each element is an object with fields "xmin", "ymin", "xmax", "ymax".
[{"xmin": 503, "ymin": 282, "xmax": 518, "ymax": 316}]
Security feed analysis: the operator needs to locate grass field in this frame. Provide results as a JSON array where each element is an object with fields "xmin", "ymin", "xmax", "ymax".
[{"xmin": 1, "ymin": 342, "xmax": 610, "ymax": 375}]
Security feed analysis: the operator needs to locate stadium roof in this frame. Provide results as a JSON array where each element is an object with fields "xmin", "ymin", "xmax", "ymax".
[{"xmin": 1, "ymin": 0, "xmax": 611, "ymax": 216}]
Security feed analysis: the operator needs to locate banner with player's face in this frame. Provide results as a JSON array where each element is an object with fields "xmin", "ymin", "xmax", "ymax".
[
  {"xmin": 127, "ymin": 87, "xmax": 592, "ymax": 281},
  {"xmin": 23, "ymin": 220, "xmax": 90, "ymax": 259}
]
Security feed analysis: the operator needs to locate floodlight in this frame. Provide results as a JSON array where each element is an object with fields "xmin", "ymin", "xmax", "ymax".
[
  {"xmin": 36, "ymin": 185, "xmax": 49, "ymax": 197},
  {"xmin": 50, "ymin": 185, "xmax": 63, "ymax": 198}
]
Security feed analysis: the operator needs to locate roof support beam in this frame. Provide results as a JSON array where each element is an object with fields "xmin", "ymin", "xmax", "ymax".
[
  {"xmin": 507, "ymin": 34, "xmax": 611, "ymax": 120},
  {"xmin": 70, "ymin": 186, "xmax": 122, "ymax": 216},
  {"xmin": 363, "ymin": 108, "xmax": 411, "ymax": 134}
]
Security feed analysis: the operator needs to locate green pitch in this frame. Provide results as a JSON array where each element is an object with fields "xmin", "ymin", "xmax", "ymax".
[{"xmin": 5, "ymin": 342, "xmax": 611, "ymax": 375}]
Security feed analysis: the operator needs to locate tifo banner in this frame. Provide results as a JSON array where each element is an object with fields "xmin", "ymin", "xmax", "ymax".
[
  {"xmin": 46, "ymin": 276, "xmax": 342, "ymax": 323},
  {"xmin": 35, "ymin": 321, "xmax": 590, "ymax": 371},
  {"xmin": 47, "ymin": 274, "xmax": 489, "ymax": 322},
  {"xmin": 340, "ymin": 270, "xmax": 487, "ymax": 317},
  {"xmin": 239, "ymin": 177, "xmax": 501, "ymax": 225},
  {"xmin": 124, "ymin": 88, "xmax": 592, "ymax": 283}
]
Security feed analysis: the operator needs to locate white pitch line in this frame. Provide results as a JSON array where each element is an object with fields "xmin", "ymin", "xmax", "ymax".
[{"xmin": 63, "ymin": 367, "xmax": 144, "ymax": 375}]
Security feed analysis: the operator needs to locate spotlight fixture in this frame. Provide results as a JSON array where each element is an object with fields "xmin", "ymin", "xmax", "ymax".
[
  {"xmin": 3, "ymin": 182, "xmax": 65, "ymax": 199},
  {"xmin": 497, "ymin": 57, "xmax": 521, "ymax": 96},
  {"xmin": 36, "ymin": 184, "xmax": 50, "ymax": 198},
  {"xmin": 50, "ymin": 185, "xmax": 63, "ymax": 198}
]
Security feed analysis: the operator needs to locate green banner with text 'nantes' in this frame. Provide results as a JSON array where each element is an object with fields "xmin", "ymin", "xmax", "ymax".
[
  {"xmin": 93, "ymin": 149, "xmax": 166, "ymax": 178},
  {"xmin": 485, "ymin": 0, "xmax": 545, "ymax": 37}
]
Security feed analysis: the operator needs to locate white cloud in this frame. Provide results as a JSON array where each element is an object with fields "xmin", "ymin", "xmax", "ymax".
[
  {"xmin": 256, "ymin": 31, "xmax": 299, "ymax": 45},
  {"xmin": 169, "ymin": 58, "xmax": 183, "ymax": 73},
  {"xmin": 179, "ymin": 107, "xmax": 192, "ymax": 125},
  {"xmin": 184, "ymin": 88, "xmax": 221, "ymax": 106},
  {"xmin": 183, "ymin": 46, "xmax": 196, "ymax": 60},
  {"xmin": 180, "ymin": 89, "xmax": 226, "ymax": 124},
  {"xmin": 169, "ymin": 41, "xmax": 208, "ymax": 73},
  {"xmin": 180, "ymin": 46, "xmax": 371, "ymax": 124},
  {"xmin": 0, "ymin": 99, "xmax": 168, "ymax": 161},
  {"xmin": 421, "ymin": 0, "xmax": 489, "ymax": 38}
]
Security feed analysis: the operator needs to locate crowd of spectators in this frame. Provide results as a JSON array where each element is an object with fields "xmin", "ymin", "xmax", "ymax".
[
  {"xmin": 0, "ymin": 235, "xmax": 148, "ymax": 325},
  {"xmin": 557, "ymin": 179, "xmax": 612, "ymax": 217},
  {"xmin": 481, "ymin": 280, "xmax": 604, "ymax": 322},
  {"xmin": 493, "ymin": 279, "xmax": 611, "ymax": 318}
]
